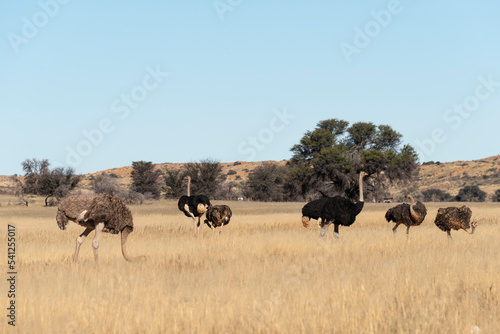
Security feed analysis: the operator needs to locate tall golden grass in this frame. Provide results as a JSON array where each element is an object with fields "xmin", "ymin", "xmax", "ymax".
[{"xmin": 1, "ymin": 196, "xmax": 499, "ymax": 333}]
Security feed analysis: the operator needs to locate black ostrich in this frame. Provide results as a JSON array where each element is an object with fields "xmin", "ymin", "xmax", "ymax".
[
  {"xmin": 385, "ymin": 194, "xmax": 427, "ymax": 235},
  {"xmin": 177, "ymin": 176, "xmax": 211, "ymax": 235},
  {"xmin": 319, "ymin": 171, "xmax": 367, "ymax": 241},
  {"xmin": 204, "ymin": 204, "xmax": 232, "ymax": 233},
  {"xmin": 434, "ymin": 205, "xmax": 477, "ymax": 239}
]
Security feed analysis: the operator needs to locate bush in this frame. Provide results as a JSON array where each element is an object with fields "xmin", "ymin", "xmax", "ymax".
[
  {"xmin": 227, "ymin": 170, "xmax": 237, "ymax": 176},
  {"xmin": 422, "ymin": 188, "xmax": 452, "ymax": 202},
  {"xmin": 455, "ymin": 185, "xmax": 486, "ymax": 202},
  {"xmin": 20, "ymin": 158, "xmax": 80, "ymax": 206},
  {"xmin": 243, "ymin": 163, "xmax": 287, "ymax": 201},
  {"xmin": 493, "ymin": 190, "xmax": 500, "ymax": 202},
  {"xmin": 91, "ymin": 174, "xmax": 123, "ymax": 196},
  {"xmin": 121, "ymin": 190, "xmax": 145, "ymax": 205}
]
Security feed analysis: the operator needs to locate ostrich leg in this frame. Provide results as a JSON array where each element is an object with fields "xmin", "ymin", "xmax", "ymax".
[
  {"xmin": 333, "ymin": 224, "xmax": 340, "ymax": 242},
  {"xmin": 319, "ymin": 222, "xmax": 331, "ymax": 238},
  {"xmin": 74, "ymin": 228, "xmax": 93, "ymax": 262},
  {"xmin": 92, "ymin": 223, "xmax": 105, "ymax": 262},
  {"xmin": 392, "ymin": 223, "xmax": 400, "ymax": 234},
  {"xmin": 447, "ymin": 230, "xmax": 452, "ymax": 239},
  {"xmin": 191, "ymin": 217, "xmax": 197, "ymax": 235},
  {"xmin": 197, "ymin": 217, "xmax": 202, "ymax": 234}
]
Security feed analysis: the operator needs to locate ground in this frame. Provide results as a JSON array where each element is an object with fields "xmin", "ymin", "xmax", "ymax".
[{"xmin": 1, "ymin": 195, "xmax": 499, "ymax": 333}]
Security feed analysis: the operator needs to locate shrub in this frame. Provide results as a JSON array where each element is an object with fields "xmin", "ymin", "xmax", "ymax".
[
  {"xmin": 493, "ymin": 190, "xmax": 500, "ymax": 202},
  {"xmin": 455, "ymin": 185, "xmax": 486, "ymax": 202},
  {"xmin": 422, "ymin": 188, "xmax": 453, "ymax": 202}
]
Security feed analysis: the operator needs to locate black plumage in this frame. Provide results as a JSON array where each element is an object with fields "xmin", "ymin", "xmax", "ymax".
[
  {"xmin": 178, "ymin": 175, "xmax": 211, "ymax": 234},
  {"xmin": 315, "ymin": 171, "xmax": 367, "ymax": 241},
  {"xmin": 321, "ymin": 196, "xmax": 364, "ymax": 227},
  {"xmin": 301, "ymin": 197, "xmax": 330, "ymax": 228},
  {"xmin": 178, "ymin": 195, "xmax": 211, "ymax": 229},
  {"xmin": 178, "ymin": 195, "xmax": 211, "ymax": 218}
]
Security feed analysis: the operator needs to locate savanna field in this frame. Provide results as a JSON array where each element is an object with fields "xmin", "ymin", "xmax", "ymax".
[{"xmin": 1, "ymin": 195, "xmax": 499, "ymax": 333}]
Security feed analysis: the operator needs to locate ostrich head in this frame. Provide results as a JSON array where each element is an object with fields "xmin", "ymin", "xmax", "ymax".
[
  {"xmin": 302, "ymin": 216, "xmax": 310, "ymax": 228},
  {"xmin": 56, "ymin": 210, "xmax": 69, "ymax": 230}
]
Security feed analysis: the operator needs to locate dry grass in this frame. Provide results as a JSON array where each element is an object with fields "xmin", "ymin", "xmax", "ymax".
[{"xmin": 1, "ymin": 196, "xmax": 499, "ymax": 333}]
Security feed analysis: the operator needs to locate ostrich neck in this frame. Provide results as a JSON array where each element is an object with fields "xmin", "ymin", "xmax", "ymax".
[
  {"xmin": 359, "ymin": 173, "xmax": 364, "ymax": 202},
  {"xmin": 187, "ymin": 176, "xmax": 191, "ymax": 197},
  {"xmin": 408, "ymin": 195, "xmax": 419, "ymax": 221}
]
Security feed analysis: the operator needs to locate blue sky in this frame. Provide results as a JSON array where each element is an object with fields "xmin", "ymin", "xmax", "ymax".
[{"xmin": 1, "ymin": 0, "xmax": 499, "ymax": 175}]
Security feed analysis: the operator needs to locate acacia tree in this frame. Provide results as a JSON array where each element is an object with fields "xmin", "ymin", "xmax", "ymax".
[
  {"xmin": 21, "ymin": 158, "xmax": 80, "ymax": 206},
  {"xmin": 288, "ymin": 119, "xmax": 418, "ymax": 201},
  {"xmin": 184, "ymin": 158, "xmax": 225, "ymax": 198},
  {"xmin": 130, "ymin": 161, "xmax": 162, "ymax": 199},
  {"xmin": 162, "ymin": 169, "xmax": 186, "ymax": 199},
  {"xmin": 243, "ymin": 162, "xmax": 287, "ymax": 201}
]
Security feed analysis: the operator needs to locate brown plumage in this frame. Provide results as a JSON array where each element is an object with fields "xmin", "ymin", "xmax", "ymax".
[
  {"xmin": 434, "ymin": 205, "xmax": 477, "ymax": 238},
  {"xmin": 56, "ymin": 193, "xmax": 145, "ymax": 262},
  {"xmin": 385, "ymin": 194, "xmax": 427, "ymax": 235},
  {"xmin": 204, "ymin": 205, "xmax": 232, "ymax": 232}
]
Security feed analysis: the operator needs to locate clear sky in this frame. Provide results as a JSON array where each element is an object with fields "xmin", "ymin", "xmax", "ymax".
[{"xmin": 1, "ymin": 0, "xmax": 499, "ymax": 175}]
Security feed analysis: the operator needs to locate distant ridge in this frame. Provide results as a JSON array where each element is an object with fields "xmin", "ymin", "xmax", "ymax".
[{"xmin": 1, "ymin": 156, "xmax": 499, "ymax": 200}]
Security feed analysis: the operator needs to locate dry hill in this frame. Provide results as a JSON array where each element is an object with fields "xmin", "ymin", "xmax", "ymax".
[{"xmin": 1, "ymin": 156, "xmax": 500, "ymax": 200}]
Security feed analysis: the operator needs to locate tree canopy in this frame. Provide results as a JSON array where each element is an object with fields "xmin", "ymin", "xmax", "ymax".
[
  {"xmin": 21, "ymin": 158, "xmax": 80, "ymax": 205},
  {"xmin": 131, "ymin": 161, "xmax": 162, "ymax": 199},
  {"xmin": 288, "ymin": 119, "xmax": 418, "ymax": 200},
  {"xmin": 183, "ymin": 158, "xmax": 225, "ymax": 197}
]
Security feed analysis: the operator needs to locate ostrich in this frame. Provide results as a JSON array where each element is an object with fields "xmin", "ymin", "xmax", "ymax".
[
  {"xmin": 177, "ymin": 176, "xmax": 211, "ymax": 235},
  {"xmin": 385, "ymin": 194, "xmax": 427, "ymax": 235},
  {"xmin": 318, "ymin": 171, "xmax": 367, "ymax": 241},
  {"xmin": 301, "ymin": 197, "xmax": 330, "ymax": 228},
  {"xmin": 434, "ymin": 205, "xmax": 477, "ymax": 238},
  {"xmin": 204, "ymin": 204, "xmax": 232, "ymax": 233},
  {"xmin": 56, "ymin": 193, "xmax": 145, "ymax": 262}
]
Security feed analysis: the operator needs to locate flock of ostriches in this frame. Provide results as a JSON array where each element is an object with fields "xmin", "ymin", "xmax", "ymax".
[{"xmin": 55, "ymin": 172, "xmax": 478, "ymax": 262}]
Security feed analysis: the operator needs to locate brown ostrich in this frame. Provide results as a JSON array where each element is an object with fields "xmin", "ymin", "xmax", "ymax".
[
  {"xmin": 434, "ymin": 205, "xmax": 477, "ymax": 239},
  {"xmin": 204, "ymin": 205, "xmax": 232, "ymax": 233},
  {"xmin": 56, "ymin": 193, "xmax": 145, "ymax": 262},
  {"xmin": 385, "ymin": 194, "xmax": 427, "ymax": 235}
]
